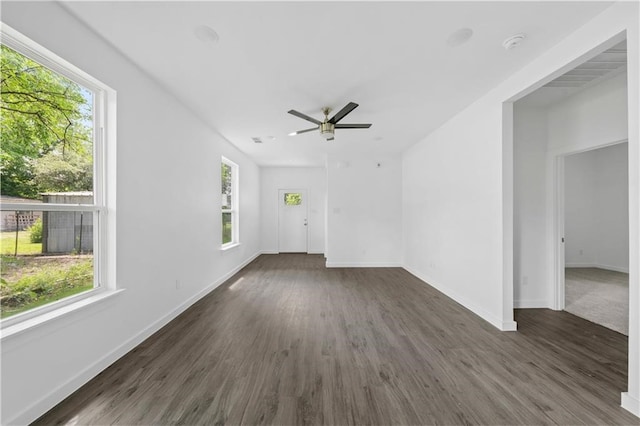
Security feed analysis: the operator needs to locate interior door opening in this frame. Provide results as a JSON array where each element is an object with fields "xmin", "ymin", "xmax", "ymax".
[
  {"xmin": 561, "ymin": 142, "xmax": 629, "ymax": 335},
  {"xmin": 508, "ymin": 31, "xmax": 636, "ymax": 417}
]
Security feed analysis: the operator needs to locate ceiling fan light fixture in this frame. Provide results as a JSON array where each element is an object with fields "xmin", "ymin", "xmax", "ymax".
[
  {"xmin": 319, "ymin": 122, "xmax": 335, "ymax": 139},
  {"xmin": 320, "ymin": 131, "xmax": 335, "ymax": 140}
]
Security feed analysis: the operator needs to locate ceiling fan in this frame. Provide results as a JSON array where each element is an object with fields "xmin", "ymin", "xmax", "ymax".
[{"xmin": 287, "ymin": 102, "xmax": 372, "ymax": 141}]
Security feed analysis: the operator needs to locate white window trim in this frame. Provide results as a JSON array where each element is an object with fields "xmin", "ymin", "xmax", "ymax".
[
  {"xmin": 0, "ymin": 23, "xmax": 117, "ymax": 332},
  {"xmin": 221, "ymin": 156, "xmax": 239, "ymax": 249}
]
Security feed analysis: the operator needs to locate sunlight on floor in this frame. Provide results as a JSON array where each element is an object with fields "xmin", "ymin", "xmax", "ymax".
[{"xmin": 228, "ymin": 277, "xmax": 244, "ymax": 291}]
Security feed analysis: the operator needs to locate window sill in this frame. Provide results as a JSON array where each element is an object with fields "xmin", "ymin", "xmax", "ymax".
[
  {"xmin": 220, "ymin": 242, "xmax": 241, "ymax": 251},
  {"xmin": 0, "ymin": 289, "xmax": 125, "ymax": 341}
]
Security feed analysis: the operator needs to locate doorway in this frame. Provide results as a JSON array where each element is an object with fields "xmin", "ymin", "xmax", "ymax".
[
  {"xmin": 560, "ymin": 142, "xmax": 629, "ymax": 335},
  {"xmin": 278, "ymin": 189, "xmax": 308, "ymax": 253},
  {"xmin": 506, "ymin": 30, "xmax": 637, "ymax": 417}
]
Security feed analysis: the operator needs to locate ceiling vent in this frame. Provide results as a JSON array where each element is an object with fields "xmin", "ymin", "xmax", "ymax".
[{"xmin": 543, "ymin": 41, "xmax": 627, "ymax": 89}]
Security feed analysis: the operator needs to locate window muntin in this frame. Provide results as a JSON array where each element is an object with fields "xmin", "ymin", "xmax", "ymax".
[
  {"xmin": 0, "ymin": 25, "xmax": 112, "ymax": 325},
  {"xmin": 221, "ymin": 157, "xmax": 238, "ymax": 247}
]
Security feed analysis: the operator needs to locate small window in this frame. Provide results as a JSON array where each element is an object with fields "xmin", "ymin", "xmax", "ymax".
[
  {"xmin": 1, "ymin": 25, "xmax": 114, "ymax": 324},
  {"xmin": 284, "ymin": 193, "xmax": 303, "ymax": 206},
  {"xmin": 221, "ymin": 157, "xmax": 238, "ymax": 247}
]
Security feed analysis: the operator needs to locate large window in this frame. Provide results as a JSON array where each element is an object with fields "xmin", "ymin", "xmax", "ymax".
[
  {"xmin": 221, "ymin": 157, "xmax": 238, "ymax": 247},
  {"xmin": 0, "ymin": 25, "xmax": 114, "ymax": 325}
]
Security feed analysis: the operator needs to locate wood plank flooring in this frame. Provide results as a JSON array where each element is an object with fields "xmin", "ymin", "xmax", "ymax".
[{"xmin": 34, "ymin": 254, "xmax": 636, "ymax": 425}]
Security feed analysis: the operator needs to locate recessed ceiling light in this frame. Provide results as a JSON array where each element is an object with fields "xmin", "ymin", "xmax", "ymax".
[
  {"xmin": 195, "ymin": 25, "xmax": 219, "ymax": 45},
  {"xmin": 447, "ymin": 28, "xmax": 473, "ymax": 47},
  {"xmin": 503, "ymin": 33, "xmax": 526, "ymax": 50}
]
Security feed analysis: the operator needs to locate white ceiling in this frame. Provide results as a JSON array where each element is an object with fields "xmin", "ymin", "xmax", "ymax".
[{"xmin": 63, "ymin": 1, "xmax": 613, "ymax": 167}]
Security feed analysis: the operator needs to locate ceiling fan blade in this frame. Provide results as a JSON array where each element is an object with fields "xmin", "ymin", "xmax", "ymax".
[
  {"xmin": 290, "ymin": 127, "xmax": 318, "ymax": 135},
  {"xmin": 334, "ymin": 123, "xmax": 372, "ymax": 129},
  {"xmin": 329, "ymin": 102, "xmax": 359, "ymax": 124},
  {"xmin": 288, "ymin": 109, "xmax": 321, "ymax": 125}
]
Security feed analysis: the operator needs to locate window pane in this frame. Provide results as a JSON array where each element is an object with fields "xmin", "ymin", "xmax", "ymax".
[
  {"xmin": 284, "ymin": 193, "xmax": 302, "ymax": 206},
  {"xmin": 1, "ymin": 45, "xmax": 94, "ymax": 203},
  {"xmin": 222, "ymin": 212, "xmax": 232, "ymax": 244},
  {"xmin": 0, "ymin": 210, "xmax": 94, "ymax": 319},
  {"xmin": 1, "ymin": 43, "xmax": 97, "ymax": 320},
  {"xmin": 221, "ymin": 163, "xmax": 232, "ymax": 209}
]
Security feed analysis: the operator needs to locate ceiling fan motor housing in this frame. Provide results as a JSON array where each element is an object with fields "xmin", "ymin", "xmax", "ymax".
[{"xmin": 320, "ymin": 122, "xmax": 335, "ymax": 139}]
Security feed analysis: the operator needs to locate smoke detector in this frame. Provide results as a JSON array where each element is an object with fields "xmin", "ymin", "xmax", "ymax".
[{"xmin": 503, "ymin": 34, "xmax": 526, "ymax": 50}]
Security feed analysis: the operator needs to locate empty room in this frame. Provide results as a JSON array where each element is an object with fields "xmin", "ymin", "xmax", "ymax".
[{"xmin": 1, "ymin": 1, "xmax": 638, "ymax": 425}]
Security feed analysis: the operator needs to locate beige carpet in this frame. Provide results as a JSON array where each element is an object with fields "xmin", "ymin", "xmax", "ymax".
[{"xmin": 565, "ymin": 267, "xmax": 629, "ymax": 335}]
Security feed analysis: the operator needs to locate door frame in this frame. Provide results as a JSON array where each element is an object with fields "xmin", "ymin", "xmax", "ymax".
[{"xmin": 278, "ymin": 188, "xmax": 308, "ymax": 253}]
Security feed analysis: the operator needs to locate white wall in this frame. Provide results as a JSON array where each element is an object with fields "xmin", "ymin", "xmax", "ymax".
[
  {"xmin": 565, "ymin": 143, "xmax": 629, "ymax": 272},
  {"xmin": 260, "ymin": 167, "xmax": 326, "ymax": 254},
  {"xmin": 403, "ymin": 100, "xmax": 507, "ymax": 329},
  {"xmin": 596, "ymin": 143, "xmax": 630, "ymax": 270},
  {"xmin": 548, "ymin": 72, "xmax": 629, "ymax": 153},
  {"xmin": 513, "ymin": 105, "xmax": 548, "ymax": 308},
  {"xmin": 565, "ymin": 151, "xmax": 599, "ymax": 266},
  {"xmin": 403, "ymin": 2, "xmax": 638, "ymax": 415},
  {"xmin": 1, "ymin": 3, "xmax": 261, "ymax": 424},
  {"xmin": 326, "ymin": 154, "xmax": 402, "ymax": 267}
]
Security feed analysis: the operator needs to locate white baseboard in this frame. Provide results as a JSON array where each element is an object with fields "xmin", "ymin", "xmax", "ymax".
[
  {"xmin": 622, "ymin": 392, "xmax": 640, "ymax": 418},
  {"xmin": 8, "ymin": 251, "xmax": 261, "ymax": 426},
  {"xmin": 565, "ymin": 262, "xmax": 596, "ymax": 268},
  {"xmin": 594, "ymin": 264, "xmax": 629, "ymax": 273},
  {"xmin": 514, "ymin": 299, "xmax": 548, "ymax": 309},
  {"xmin": 326, "ymin": 261, "xmax": 402, "ymax": 268},
  {"xmin": 565, "ymin": 263, "xmax": 629, "ymax": 273},
  {"xmin": 403, "ymin": 265, "xmax": 515, "ymax": 331},
  {"xmin": 501, "ymin": 320, "xmax": 518, "ymax": 331},
  {"xmin": 261, "ymin": 250, "xmax": 325, "ymax": 255}
]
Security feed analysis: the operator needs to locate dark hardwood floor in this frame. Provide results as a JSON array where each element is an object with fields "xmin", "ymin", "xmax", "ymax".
[{"xmin": 34, "ymin": 254, "xmax": 636, "ymax": 425}]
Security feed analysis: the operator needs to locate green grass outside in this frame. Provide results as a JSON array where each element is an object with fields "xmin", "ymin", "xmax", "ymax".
[
  {"xmin": 0, "ymin": 230, "xmax": 42, "ymax": 255},
  {"xmin": 223, "ymin": 222, "xmax": 232, "ymax": 244},
  {"xmin": 1, "ymin": 249, "xmax": 94, "ymax": 319},
  {"xmin": 222, "ymin": 212, "xmax": 232, "ymax": 244},
  {"xmin": 1, "ymin": 280, "xmax": 93, "ymax": 318}
]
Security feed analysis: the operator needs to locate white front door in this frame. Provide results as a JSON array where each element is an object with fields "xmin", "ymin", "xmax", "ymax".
[{"xmin": 278, "ymin": 189, "xmax": 308, "ymax": 253}]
